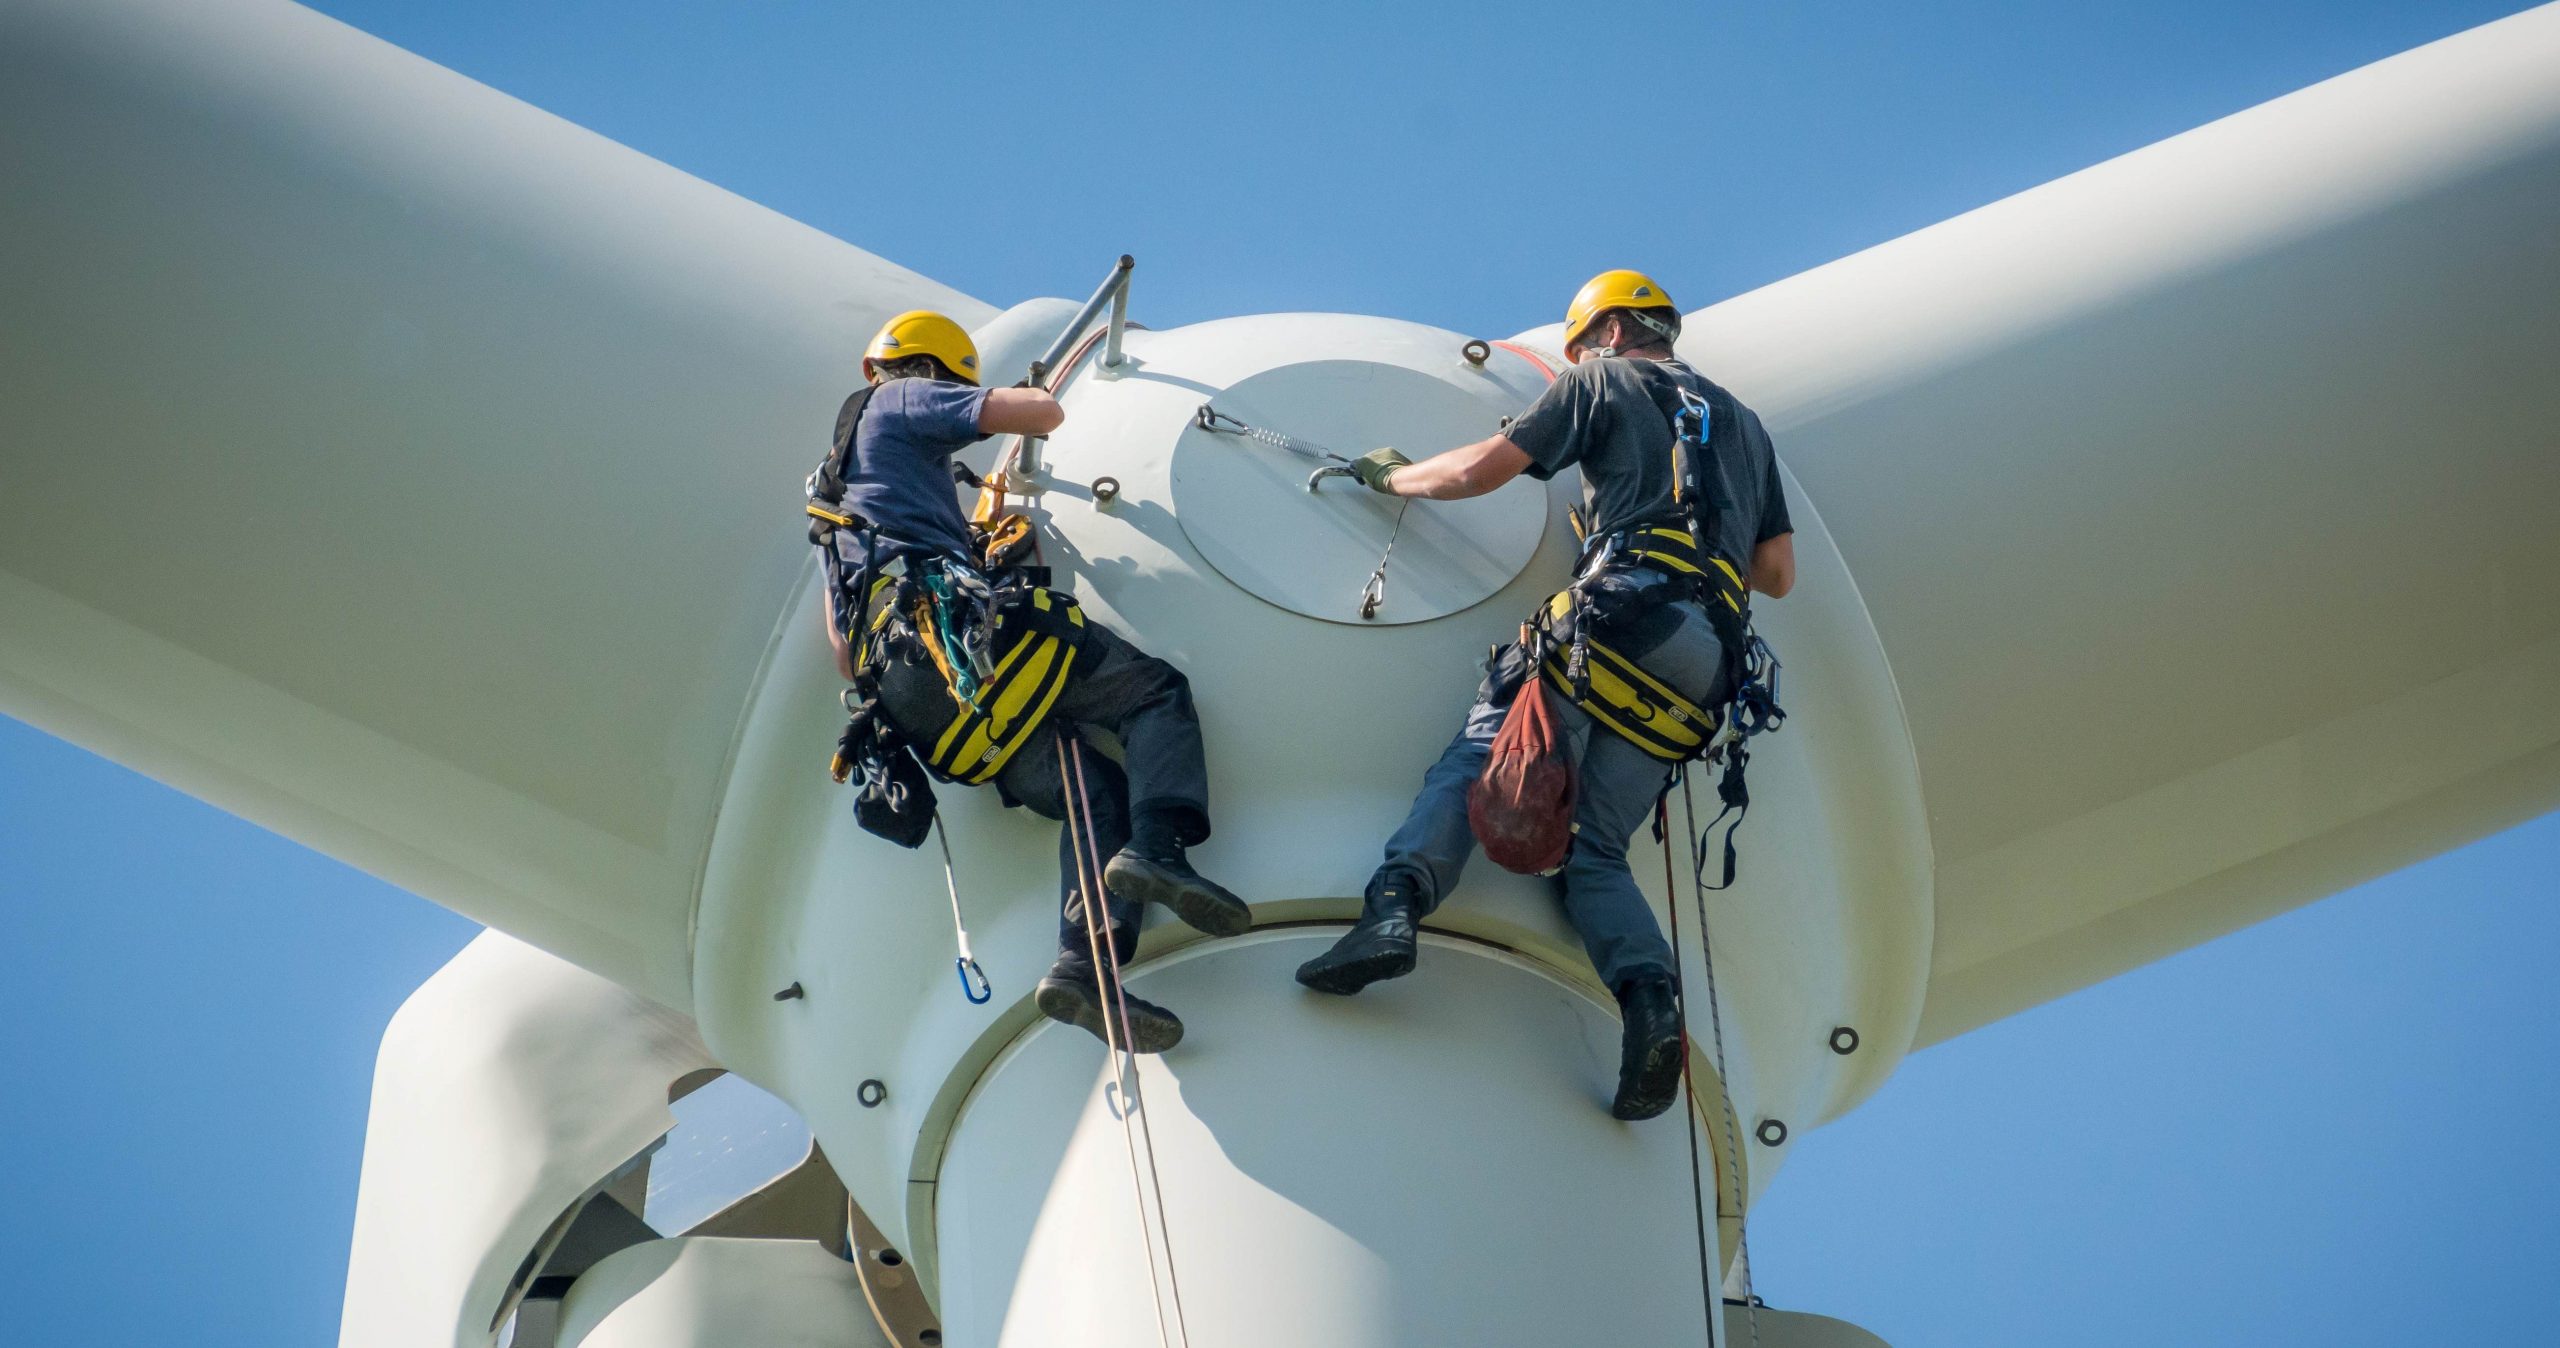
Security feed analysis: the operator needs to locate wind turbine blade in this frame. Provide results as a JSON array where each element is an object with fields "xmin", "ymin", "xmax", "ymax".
[
  {"xmin": 0, "ymin": 0, "xmax": 989, "ymax": 1008},
  {"xmin": 1690, "ymin": 3, "xmax": 2560, "ymax": 1041}
]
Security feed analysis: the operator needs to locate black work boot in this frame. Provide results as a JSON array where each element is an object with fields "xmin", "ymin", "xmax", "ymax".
[
  {"xmin": 1294, "ymin": 870, "xmax": 1423, "ymax": 995},
  {"xmin": 1035, "ymin": 956, "xmax": 1185, "ymax": 1054},
  {"xmin": 1103, "ymin": 848, "xmax": 1253, "ymax": 937},
  {"xmin": 1611, "ymin": 971, "xmax": 1686, "ymax": 1121}
]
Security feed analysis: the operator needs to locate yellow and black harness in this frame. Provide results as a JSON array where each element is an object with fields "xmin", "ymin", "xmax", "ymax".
[
  {"xmin": 858, "ymin": 570, "xmax": 1086, "ymax": 786},
  {"xmin": 1534, "ymin": 525, "xmax": 1748, "ymax": 763}
]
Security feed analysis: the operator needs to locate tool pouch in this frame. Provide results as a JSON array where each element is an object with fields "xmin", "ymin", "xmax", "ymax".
[
  {"xmin": 1469, "ymin": 679, "xmax": 1579, "ymax": 875},
  {"xmin": 852, "ymin": 729, "xmax": 938, "ymax": 850}
]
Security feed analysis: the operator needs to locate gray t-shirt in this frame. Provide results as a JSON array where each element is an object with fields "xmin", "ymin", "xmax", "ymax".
[
  {"xmin": 838, "ymin": 377, "xmax": 992, "ymax": 562},
  {"xmin": 1505, "ymin": 356, "xmax": 1792, "ymax": 577}
]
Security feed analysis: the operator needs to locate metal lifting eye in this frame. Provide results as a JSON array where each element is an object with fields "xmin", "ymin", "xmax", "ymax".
[{"xmin": 1462, "ymin": 339, "xmax": 1490, "ymax": 366}]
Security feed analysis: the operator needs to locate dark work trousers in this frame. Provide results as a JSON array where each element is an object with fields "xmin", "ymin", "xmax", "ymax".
[
  {"xmin": 990, "ymin": 620, "xmax": 1213, "ymax": 970},
  {"xmin": 1374, "ymin": 599, "xmax": 1732, "ymax": 991}
]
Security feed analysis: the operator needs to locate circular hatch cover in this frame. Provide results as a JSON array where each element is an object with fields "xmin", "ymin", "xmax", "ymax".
[{"xmin": 1170, "ymin": 360, "xmax": 1547, "ymax": 625}]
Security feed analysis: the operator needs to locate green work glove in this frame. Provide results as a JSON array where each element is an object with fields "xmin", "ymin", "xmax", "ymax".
[{"xmin": 1351, "ymin": 447, "xmax": 1411, "ymax": 495}]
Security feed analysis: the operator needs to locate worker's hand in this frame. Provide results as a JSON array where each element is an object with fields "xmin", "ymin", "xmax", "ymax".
[{"xmin": 1351, "ymin": 448, "xmax": 1411, "ymax": 495}]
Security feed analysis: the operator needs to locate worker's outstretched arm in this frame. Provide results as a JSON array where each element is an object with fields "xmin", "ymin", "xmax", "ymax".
[
  {"xmin": 1750, "ymin": 532, "xmax": 1796, "ymax": 599},
  {"xmin": 979, "ymin": 387, "xmax": 1065, "ymax": 436},
  {"xmin": 1355, "ymin": 434, "xmax": 1534, "ymax": 500}
]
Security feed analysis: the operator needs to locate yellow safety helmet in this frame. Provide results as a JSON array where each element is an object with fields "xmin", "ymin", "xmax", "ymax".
[
  {"xmin": 1562, "ymin": 269, "xmax": 1678, "ymax": 351},
  {"xmin": 864, "ymin": 309, "xmax": 981, "ymax": 385}
]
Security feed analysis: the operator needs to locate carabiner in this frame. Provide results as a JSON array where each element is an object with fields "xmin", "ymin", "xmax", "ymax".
[{"xmin": 955, "ymin": 956, "xmax": 992, "ymax": 1005}]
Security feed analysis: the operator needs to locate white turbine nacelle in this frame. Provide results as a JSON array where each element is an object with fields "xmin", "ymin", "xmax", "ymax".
[{"xmin": 5, "ymin": 1, "xmax": 2559, "ymax": 1345}]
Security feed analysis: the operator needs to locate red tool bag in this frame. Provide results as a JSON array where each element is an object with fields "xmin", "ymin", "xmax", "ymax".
[{"xmin": 1469, "ymin": 679, "xmax": 1578, "ymax": 874}]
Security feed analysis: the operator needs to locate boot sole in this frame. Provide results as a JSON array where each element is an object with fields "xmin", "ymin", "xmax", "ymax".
[
  {"xmin": 1103, "ymin": 855, "xmax": 1254, "ymax": 938},
  {"xmin": 1036, "ymin": 977, "xmax": 1184, "ymax": 1055},
  {"xmin": 1612, "ymin": 1032, "xmax": 1686, "ymax": 1121},
  {"xmin": 1294, "ymin": 944, "xmax": 1417, "ymax": 996}
]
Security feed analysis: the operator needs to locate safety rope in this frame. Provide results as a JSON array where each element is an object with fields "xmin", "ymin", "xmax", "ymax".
[
  {"xmin": 1659, "ymin": 798, "xmax": 1722, "ymax": 1348},
  {"xmin": 1680, "ymin": 771, "xmax": 1759, "ymax": 1347},
  {"xmin": 930, "ymin": 813, "xmax": 991, "ymax": 1004},
  {"xmin": 1055, "ymin": 737, "xmax": 1188, "ymax": 1348},
  {"xmin": 1066, "ymin": 741, "xmax": 1197, "ymax": 1345}
]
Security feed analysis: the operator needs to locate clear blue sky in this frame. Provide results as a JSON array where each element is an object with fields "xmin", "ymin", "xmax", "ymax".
[{"xmin": 2, "ymin": 2, "xmax": 2550, "ymax": 1344}]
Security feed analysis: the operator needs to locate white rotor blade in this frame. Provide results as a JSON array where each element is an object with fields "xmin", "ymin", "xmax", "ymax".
[
  {"xmin": 0, "ymin": 0, "xmax": 989, "ymax": 1008},
  {"xmin": 1688, "ymin": 2, "xmax": 2560, "ymax": 1040}
]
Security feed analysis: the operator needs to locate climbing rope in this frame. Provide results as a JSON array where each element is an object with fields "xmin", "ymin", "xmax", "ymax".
[
  {"xmin": 1659, "ymin": 797, "xmax": 1721, "ymax": 1348},
  {"xmin": 1680, "ymin": 771, "xmax": 1759, "ymax": 1348},
  {"xmin": 1055, "ymin": 736, "xmax": 1190, "ymax": 1348},
  {"xmin": 930, "ymin": 813, "xmax": 991, "ymax": 1004},
  {"xmin": 1066, "ymin": 741, "xmax": 1197, "ymax": 1346}
]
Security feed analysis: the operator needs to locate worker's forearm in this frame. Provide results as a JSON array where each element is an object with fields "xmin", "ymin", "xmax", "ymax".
[{"xmin": 1391, "ymin": 437, "xmax": 1506, "ymax": 499}]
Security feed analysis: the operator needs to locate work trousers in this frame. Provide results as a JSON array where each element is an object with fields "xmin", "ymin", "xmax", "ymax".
[
  {"xmin": 991, "ymin": 621, "xmax": 1213, "ymax": 968},
  {"xmin": 1376, "ymin": 598, "xmax": 1731, "ymax": 991}
]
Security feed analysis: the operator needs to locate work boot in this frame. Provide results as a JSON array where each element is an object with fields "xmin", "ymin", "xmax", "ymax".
[
  {"xmin": 1611, "ymin": 971, "xmax": 1686, "ymax": 1121},
  {"xmin": 1035, "ymin": 956, "xmax": 1184, "ymax": 1054},
  {"xmin": 1294, "ymin": 871, "xmax": 1422, "ymax": 995},
  {"xmin": 1103, "ymin": 848, "xmax": 1253, "ymax": 938}
]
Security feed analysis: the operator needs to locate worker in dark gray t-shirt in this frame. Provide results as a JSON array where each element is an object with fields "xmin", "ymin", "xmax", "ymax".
[{"xmin": 1294, "ymin": 270, "xmax": 1797, "ymax": 1121}]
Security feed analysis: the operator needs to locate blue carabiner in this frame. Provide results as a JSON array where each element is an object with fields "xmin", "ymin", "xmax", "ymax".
[{"xmin": 955, "ymin": 957, "xmax": 992, "ymax": 1005}]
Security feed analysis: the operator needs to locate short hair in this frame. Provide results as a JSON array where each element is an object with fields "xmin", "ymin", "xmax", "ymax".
[
  {"xmin": 875, "ymin": 353, "xmax": 958, "ymax": 383},
  {"xmin": 1590, "ymin": 305, "xmax": 1680, "ymax": 352}
]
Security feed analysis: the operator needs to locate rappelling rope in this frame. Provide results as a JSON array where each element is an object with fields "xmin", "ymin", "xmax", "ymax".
[
  {"xmin": 1055, "ymin": 736, "xmax": 1189, "ymax": 1348},
  {"xmin": 1659, "ymin": 797, "xmax": 1721, "ymax": 1348},
  {"xmin": 1681, "ymin": 771, "xmax": 1759, "ymax": 1348},
  {"xmin": 931, "ymin": 813, "xmax": 991, "ymax": 1004},
  {"xmin": 1067, "ymin": 740, "xmax": 1197, "ymax": 1346}
]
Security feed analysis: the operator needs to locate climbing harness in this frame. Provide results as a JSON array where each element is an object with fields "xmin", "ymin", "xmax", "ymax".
[
  {"xmin": 1196, "ymin": 402, "xmax": 1404, "ymax": 619},
  {"xmin": 931, "ymin": 813, "xmax": 991, "ymax": 1004},
  {"xmin": 1676, "ymin": 772, "xmax": 1760, "ymax": 1348},
  {"xmin": 866, "ymin": 579, "xmax": 1089, "ymax": 785},
  {"xmin": 1058, "ymin": 737, "xmax": 1194, "ymax": 1348}
]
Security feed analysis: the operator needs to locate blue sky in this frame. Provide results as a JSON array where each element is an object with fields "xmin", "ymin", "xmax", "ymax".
[{"xmin": 2, "ymin": 1, "xmax": 2551, "ymax": 1344}]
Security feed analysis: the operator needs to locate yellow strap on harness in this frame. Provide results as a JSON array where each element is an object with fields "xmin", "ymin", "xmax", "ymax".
[
  {"xmin": 912, "ymin": 588, "xmax": 1086, "ymax": 785},
  {"xmin": 1539, "ymin": 604, "xmax": 1716, "ymax": 762}
]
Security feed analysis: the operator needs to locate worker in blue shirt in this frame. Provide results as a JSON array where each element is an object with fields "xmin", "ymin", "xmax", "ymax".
[{"xmin": 821, "ymin": 311, "xmax": 1253, "ymax": 1053}]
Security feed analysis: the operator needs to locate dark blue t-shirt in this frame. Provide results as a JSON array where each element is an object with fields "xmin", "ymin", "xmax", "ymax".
[{"xmin": 838, "ymin": 378, "xmax": 992, "ymax": 562}]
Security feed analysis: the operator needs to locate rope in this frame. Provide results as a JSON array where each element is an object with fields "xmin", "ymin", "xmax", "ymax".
[
  {"xmin": 1055, "ymin": 737, "xmax": 1185, "ymax": 1348},
  {"xmin": 931, "ymin": 814, "xmax": 990, "ymax": 1004},
  {"xmin": 1068, "ymin": 741, "xmax": 1196, "ymax": 1345},
  {"xmin": 1681, "ymin": 772, "xmax": 1759, "ymax": 1348},
  {"xmin": 1660, "ymin": 796, "xmax": 1721, "ymax": 1348}
]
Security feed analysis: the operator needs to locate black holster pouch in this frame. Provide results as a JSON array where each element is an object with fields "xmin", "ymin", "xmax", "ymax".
[{"xmin": 844, "ymin": 710, "xmax": 937, "ymax": 850}]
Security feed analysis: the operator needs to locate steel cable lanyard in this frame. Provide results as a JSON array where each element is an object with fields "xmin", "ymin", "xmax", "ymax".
[
  {"xmin": 1196, "ymin": 403, "xmax": 1406, "ymax": 619},
  {"xmin": 1056, "ymin": 736, "xmax": 1193, "ymax": 1348}
]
